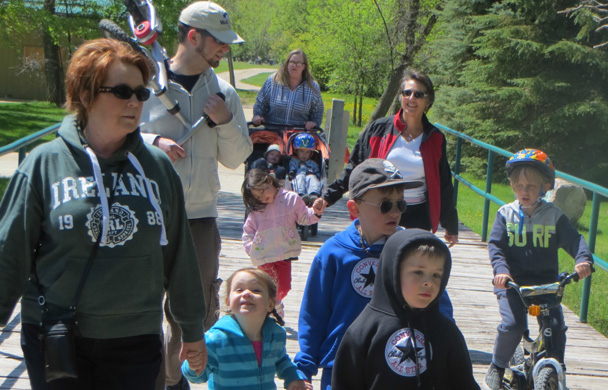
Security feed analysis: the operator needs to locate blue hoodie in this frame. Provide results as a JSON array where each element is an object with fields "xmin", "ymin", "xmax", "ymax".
[
  {"xmin": 295, "ymin": 220, "xmax": 390, "ymax": 380},
  {"xmin": 183, "ymin": 315, "xmax": 304, "ymax": 389}
]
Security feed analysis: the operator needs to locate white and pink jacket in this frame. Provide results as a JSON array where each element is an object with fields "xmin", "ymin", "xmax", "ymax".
[{"xmin": 243, "ymin": 189, "xmax": 320, "ymax": 266}]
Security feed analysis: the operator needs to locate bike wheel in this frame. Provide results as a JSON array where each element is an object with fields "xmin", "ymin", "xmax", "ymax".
[
  {"xmin": 510, "ymin": 346, "xmax": 525, "ymax": 366},
  {"xmin": 534, "ymin": 366, "xmax": 559, "ymax": 390}
]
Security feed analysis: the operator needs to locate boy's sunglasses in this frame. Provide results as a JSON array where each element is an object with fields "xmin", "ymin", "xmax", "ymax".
[
  {"xmin": 359, "ymin": 199, "xmax": 407, "ymax": 214},
  {"xmin": 401, "ymin": 89, "xmax": 428, "ymax": 99},
  {"xmin": 97, "ymin": 85, "xmax": 151, "ymax": 101}
]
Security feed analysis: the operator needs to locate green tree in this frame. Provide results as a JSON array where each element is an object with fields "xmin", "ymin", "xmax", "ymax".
[
  {"xmin": 303, "ymin": 0, "xmax": 390, "ymax": 125},
  {"xmin": 428, "ymin": 0, "xmax": 608, "ymax": 185},
  {"xmin": 0, "ymin": 0, "xmax": 127, "ymax": 105},
  {"xmin": 367, "ymin": 0, "xmax": 443, "ymax": 124}
]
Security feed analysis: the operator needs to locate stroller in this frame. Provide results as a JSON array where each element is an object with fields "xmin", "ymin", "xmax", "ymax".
[{"xmin": 246, "ymin": 123, "xmax": 330, "ymax": 240}]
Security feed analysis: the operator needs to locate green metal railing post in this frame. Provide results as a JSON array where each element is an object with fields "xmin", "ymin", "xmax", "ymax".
[
  {"xmin": 453, "ymin": 138, "xmax": 462, "ymax": 206},
  {"xmin": 18, "ymin": 148, "xmax": 26, "ymax": 164},
  {"xmin": 482, "ymin": 151, "xmax": 494, "ymax": 242},
  {"xmin": 580, "ymin": 193, "xmax": 600, "ymax": 322}
]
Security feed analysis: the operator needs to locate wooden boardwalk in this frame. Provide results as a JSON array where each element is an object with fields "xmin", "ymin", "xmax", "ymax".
[{"xmin": 1, "ymin": 164, "xmax": 608, "ymax": 389}]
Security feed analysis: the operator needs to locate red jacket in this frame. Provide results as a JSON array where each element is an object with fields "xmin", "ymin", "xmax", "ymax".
[{"xmin": 324, "ymin": 112, "xmax": 458, "ymax": 234}]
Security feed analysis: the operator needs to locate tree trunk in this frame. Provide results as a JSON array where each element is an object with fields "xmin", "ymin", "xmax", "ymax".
[
  {"xmin": 367, "ymin": 63, "xmax": 407, "ymax": 125},
  {"xmin": 358, "ymin": 93, "xmax": 363, "ymax": 126},
  {"xmin": 352, "ymin": 94, "xmax": 358, "ymax": 124},
  {"xmin": 42, "ymin": 0, "xmax": 65, "ymax": 106},
  {"xmin": 228, "ymin": 48, "xmax": 236, "ymax": 88}
]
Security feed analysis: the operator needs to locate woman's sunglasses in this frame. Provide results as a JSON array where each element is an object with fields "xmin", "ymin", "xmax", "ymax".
[
  {"xmin": 97, "ymin": 85, "xmax": 151, "ymax": 101},
  {"xmin": 359, "ymin": 199, "xmax": 407, "ymax": 214},
  {"xmin": 401, "ymin": 89, "xmax": 428, "ymax": 99}
]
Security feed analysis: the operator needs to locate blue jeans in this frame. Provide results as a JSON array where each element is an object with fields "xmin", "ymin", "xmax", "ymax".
[
  {"xmin": 21, "ymin": 323, "xmax": 162, "ymax": 390},
  {"xmin": 293, "ymin": 173, "xmax": 321, "ymax": 196}
]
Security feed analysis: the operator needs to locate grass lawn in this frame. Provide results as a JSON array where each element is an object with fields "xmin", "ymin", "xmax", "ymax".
[
  {"xmin": 215, "ymin": 61, "xmax": 278, "ymax": 74},
  {"xmin": 454, "ymin": 173, "xmax": 608, "ymax": 336},
  {"xmin": 241, "ymin": 72, "xmax": 273, "ymax": 87},
  {"xmin": 0, "ymin": 101, "xmax": 65, "ymax": 147}
]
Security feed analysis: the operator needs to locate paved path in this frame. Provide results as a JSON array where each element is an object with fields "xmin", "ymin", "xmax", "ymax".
[{"xmin": 216, "ymin": 67, "xmax": 272, "ymax": 92}]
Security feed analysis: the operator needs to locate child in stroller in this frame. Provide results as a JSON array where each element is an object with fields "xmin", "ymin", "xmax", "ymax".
[
  {"xmin": 251, "ymin": 144, "xmax": 287, "ymax": 183},
  {"xmin": 289, "ymin": 133, "xmax": 321, "ymax": 206}
]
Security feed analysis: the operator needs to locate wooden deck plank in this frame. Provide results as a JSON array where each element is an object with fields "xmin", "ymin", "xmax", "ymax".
[{"xmin": 1, "ymin": 163, "xmax": 607, "ymax": 389}]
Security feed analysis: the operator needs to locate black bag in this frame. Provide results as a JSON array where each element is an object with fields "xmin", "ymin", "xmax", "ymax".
[{"xmin": 40, "ymin": 309, "xmax": 78, "ymax": 381}]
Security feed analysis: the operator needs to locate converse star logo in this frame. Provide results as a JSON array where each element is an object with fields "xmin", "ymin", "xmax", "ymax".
[
  {"xmin": 351, "ymin": 257, "xmax": 378, "ymax": 298},
  {"xmin": 384, "ymin": 328, "xmax": 430, "ymax": 377},
  {"xmin": 86, "ymin": 203, "xmax": 139, "ymax": 248}
]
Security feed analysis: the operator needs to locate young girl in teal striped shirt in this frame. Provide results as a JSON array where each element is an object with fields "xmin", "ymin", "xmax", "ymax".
[{"xmin": 182, "ymin": 268, "xmax": 309, "ymax": 389}]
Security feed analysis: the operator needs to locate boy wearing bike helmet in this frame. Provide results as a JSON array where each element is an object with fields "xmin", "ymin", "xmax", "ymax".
[
  {"xmin": 484, "ymin": 149, "xmax": 593, "ymax": 390},
  {"xmin": 289, "ymin": 133, "xmax": 321, "ymax": 205}
]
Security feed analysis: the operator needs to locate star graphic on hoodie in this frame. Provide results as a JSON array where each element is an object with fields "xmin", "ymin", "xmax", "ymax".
[
  {"xmin": 396, "ymin": 339, "xmax": 424, "ymax": 364},
  {"xmin": 360, "ymin": 265, "xmax": 376, "ymax": 288}
]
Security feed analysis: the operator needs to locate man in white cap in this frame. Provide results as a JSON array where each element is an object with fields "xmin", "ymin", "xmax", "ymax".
[{"xmin": 139, "ymin": 2, "xmax": 252, "ymax": 389}]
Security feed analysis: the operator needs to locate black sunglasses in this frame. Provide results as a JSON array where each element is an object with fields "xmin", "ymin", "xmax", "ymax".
[
  {"xmin": 359, "ymin": 199, "xmax": 407, "ymax": 214},
  {"xmin": 97, "ymin": 85, "xmax": 151, "ymax": 101},
  {"xmin": 401, "ymin": 89, "xmax": 428, "ymax": 99}
]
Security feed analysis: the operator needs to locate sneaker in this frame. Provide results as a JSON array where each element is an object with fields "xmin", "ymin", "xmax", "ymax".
[
  {"xmin": 166, "ymin": 376, "xmax": 190, "ymax": 390},
  {"xmin": 483, "ymin": 363, "xmax": 504, "ymax": 390}
]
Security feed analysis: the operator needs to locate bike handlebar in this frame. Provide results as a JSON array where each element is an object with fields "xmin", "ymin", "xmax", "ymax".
[{"xmin": 505, "ymin": 265, "xmax": 595, "ymax": 299}]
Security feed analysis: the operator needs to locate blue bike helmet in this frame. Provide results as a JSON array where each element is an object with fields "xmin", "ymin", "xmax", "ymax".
[
  {"xmin": 505, "ymin": 148, "xmax": 555, "ymax": 189},
  {"xmin": 292, "ymin": 133, "xmax": 316, "ymax": 150}
]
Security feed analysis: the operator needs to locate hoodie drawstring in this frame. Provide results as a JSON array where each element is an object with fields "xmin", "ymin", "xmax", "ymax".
[
  {"xmin": 84, "ymin": 147, "xmax": 168, "ymax": 246},
  {"xmin": 127, "ymin": 152, "xmax": 168, "ymax": 245},
  {"xmin": 85, "ymin": 147, "xmax": 111, "ymax": 244},
  {"xmin": 408, "ymin": 321, "xmax": 422, "ymax": 390}
]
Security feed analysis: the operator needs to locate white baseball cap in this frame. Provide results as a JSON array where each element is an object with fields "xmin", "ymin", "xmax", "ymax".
[{"xmin": 179, "ymin": 2, "xmax": 244, "ymax": 44}]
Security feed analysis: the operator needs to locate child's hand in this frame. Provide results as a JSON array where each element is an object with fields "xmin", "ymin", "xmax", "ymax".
[
  {"xmin": 575, "ymin": 262, "xmax": 593, "ymax": 279},
  {"xmin": 180, "ymin": 340, "xmax": 208, "ymax": 375},
  {"xmin": 493, "ymin": 273, "xmax": 512, "ymax": 289},
  {"xmin": 287, "ymin": 379, "xmax": 309, "ymax": 390},
  {"xmin": 312, "ymin": 197, "xmax": 326, "ymax": 215}
]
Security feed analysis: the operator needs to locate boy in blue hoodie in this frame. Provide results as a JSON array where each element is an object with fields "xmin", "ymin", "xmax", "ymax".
[{"xmin": 296, "ymin": 158, "xmax": 436, "ymax": 389}]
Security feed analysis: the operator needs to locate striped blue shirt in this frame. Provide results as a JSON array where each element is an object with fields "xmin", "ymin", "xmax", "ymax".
[
  {"xmin": 253, "ymin": 75, "xmax": 324, "ymax": 127},
  {"xmin": 183, "ymin": 315, "xmax": 304, "ymax": 389}
]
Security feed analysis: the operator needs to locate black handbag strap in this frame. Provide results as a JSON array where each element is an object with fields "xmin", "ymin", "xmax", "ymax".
[{"xmin": 34, "ymin": 163, "xmax": 125, "ymax": 315}]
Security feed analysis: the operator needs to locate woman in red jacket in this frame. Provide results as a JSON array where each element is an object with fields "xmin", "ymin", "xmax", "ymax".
[{"xmin": 323, "ymin": 69, "xmax": 459, "ymax": 247}]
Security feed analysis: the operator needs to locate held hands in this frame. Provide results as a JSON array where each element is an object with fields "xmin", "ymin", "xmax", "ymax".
[
  {"xmin": 494, "ymin": 273, "xmax": 513, "ymax": 290},
  {"xmin": 180, "ymin": 339, "xmax": 208, "ymax": 376},
  {"xmin": 154, "ymin": 136, "xmax": 186, "ymax": 162},
  {"xmin": 252, "ymin": 115, "xmax": 264, "ymax": 126},
  {"xmin": 287, "ymin": 379, "xmax": 311, "ymax": 390},
  {"xmin": 204, "ymin": 94, "xmax": 232, "ymax": 127},
  {"xmin": 575, "ymin": 262, "xmax": 593, "ymax": 279},
  {"xmin": 443, "ymin": 233, "xmax": 458, "ymax": 248},
  {"xmin": 312, "ymin": 197, "xmax": 326, "ymax": 215}
]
